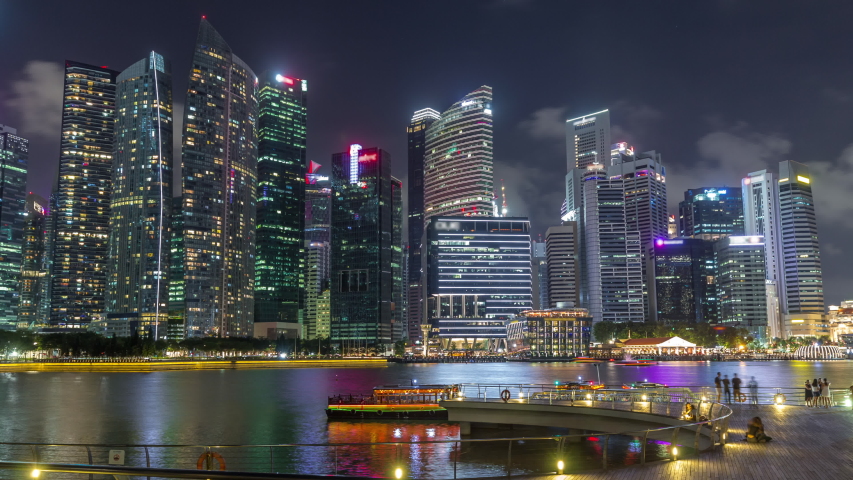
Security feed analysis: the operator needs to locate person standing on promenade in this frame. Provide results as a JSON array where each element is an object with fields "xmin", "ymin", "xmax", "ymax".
[
  {"xmin": 821, "ymin": 378, "xmax": 831, "ymax": 407},
  {"xmin": 722, "ymin": 375, "xmax": 732, "ymax": 403},
  {"xmin": 714, "ymin": 372, "xmax": 722, "ymax": 402},
  {"xmin": 813, "ymin": 379, "xmax": 821, "ymax": 407},
  {"xmin": 732, "ymin": 373, "xmax": 743, "ymax": 402},
  {"xmin": 805, "ymin": 380, "xmax": 813, "ymax": 407},
  {"xmin": 748, "ymin": 376, "xmax": 759, "ymax": 407}
]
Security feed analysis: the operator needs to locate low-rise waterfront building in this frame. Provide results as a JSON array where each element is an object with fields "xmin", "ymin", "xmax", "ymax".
[
  {"xmin": 506, "ymin": 308, "xmax": 591, "ymax": 357},
  {"xmin": 619, "ymin": 336, "xmax": 699, "ymax": 355},
  {"xmin": 782, "ymin": 313, "xmax": 831, "ymax": 339}
]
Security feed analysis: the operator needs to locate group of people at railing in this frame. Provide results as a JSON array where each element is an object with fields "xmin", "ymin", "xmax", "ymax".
[{"xmin": 804, "ymin": 378, "xmax": 832, "ymax": 407}]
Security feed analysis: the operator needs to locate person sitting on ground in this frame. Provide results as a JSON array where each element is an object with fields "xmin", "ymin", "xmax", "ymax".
[
  {"xmin": 681, "ymin": 402, "xmax": 697, "ymax": 421},
  {"xmin": 745, "ymin": 416, "xmax": 772, "ymax": 443}
]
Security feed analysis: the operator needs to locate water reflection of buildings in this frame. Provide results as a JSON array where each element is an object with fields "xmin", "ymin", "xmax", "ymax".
[{"xmin": 326, "ymin": 421, "xmax": 458, "ymax": 477}]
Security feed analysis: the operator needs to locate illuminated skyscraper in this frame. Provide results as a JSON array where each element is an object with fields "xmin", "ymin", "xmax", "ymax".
[
  {"xmin": 678, "ymin": 187, "xmax": 744, "ymax": 239},
  {"xmin": 566, "ymin": 109, "xmax": 610, "ymax": 170},
  {"xmin": 651, "ymin": 238, "xmax": 717, "ymax": 324},
  {"xmin": 0, "ymin": 125, "xmax": 29, "ymax": 326},
  {"xmin": 50, "ymin": 62, "xmax": 118, "ymax": 326},
  {"xmin": 106, "ymin": 52, "xmax": 173, "ymax": 337},
  {"xmin": 742, "ymin": 169, "xmax": 783, "ymax": 337},
  {"xmin": 715, "ymin": 235, "xmax": 768, "ymax": 339},
  {"xmin": 580, "ymin": 165, "xmax": 644, "ymax": 324},
  {"xmin": 546, "ymin": 224, "xmax": 580, "ymax": 309},
  {"xmin": 19, "ymin": 194, "xmax": 48, "ymax": 325},
  {"xmin": 305, "ymin": 163, "xmax": 331, "ymax": 339},
  {"xmin": 426, "ymin": 217, "xmax": 533, "ymax": 321},
  {"xmin": 406, "ymin": 108, "xmax": 439, "ymax": 341},
  {"xmin": 255, "ymin": 72, "xmax": 308, "ymax": 325},
  {"xmin": 181, "ymin": 19, "xmax": 258, "ymax": 337},
  {"xmin": 423, "ymin": 86, "xmax": 494, "ymax": 219},
  {"xmin": 167, "ymin": 196, "xmax": 185, "ymax": 339},
  {"xmin": 330, "ymin": 146, "xmax": 393, "ymax": 350},
  {"xmin": 777, "ymin": 161, "xmax": 823, "ymax": 314},
  {"xmin": 391, "ymin": 176, "xmax": 405, "ymax": 341}
]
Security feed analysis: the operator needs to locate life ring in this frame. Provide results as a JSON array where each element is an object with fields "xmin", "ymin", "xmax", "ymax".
[
  {"xmin": 197, "ymin": 451, "xmax": 226, "ymax": 471},
  {"xmin": 500, "ymin": 389, "xmax": 511, "ymax": 403},
  {"xmin": 376, "ymin": 410, "xmax": 384, "ymax": 416},
  {"xmin": 429, "ymin": 410, "xmax": 435, "ymax": 416}
]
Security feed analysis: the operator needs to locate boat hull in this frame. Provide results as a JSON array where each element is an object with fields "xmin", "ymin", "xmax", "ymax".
[{"xmin": 326, "ymin": 407, "xmax": 447, "ymax": 420}]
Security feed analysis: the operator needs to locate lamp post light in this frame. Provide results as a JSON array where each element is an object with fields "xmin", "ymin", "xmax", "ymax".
[{"xmin": 557, "ymin": 460, "xmax": 565, "ymax": 475}]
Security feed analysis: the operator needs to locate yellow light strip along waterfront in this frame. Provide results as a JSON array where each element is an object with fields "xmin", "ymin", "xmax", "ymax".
[{"xmin": 0, "ymin": 359, "xmax": 387, "ymax": 372}]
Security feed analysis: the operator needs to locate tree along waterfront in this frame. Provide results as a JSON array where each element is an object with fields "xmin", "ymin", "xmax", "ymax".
[
  {"xmin": 591, "ymin": 321, "xmax": 839, "ymax": 351},
  {"xmin": 0, "ymin": 330, "xmax": 335, "ymax": 359}
]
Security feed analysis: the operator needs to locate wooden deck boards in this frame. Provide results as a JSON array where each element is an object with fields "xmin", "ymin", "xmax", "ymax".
[{"xmin": 523, "ymin": 404, "xmax": 853, "ymax": 479}]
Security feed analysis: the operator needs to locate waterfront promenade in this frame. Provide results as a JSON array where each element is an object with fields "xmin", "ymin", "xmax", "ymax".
[
  {"xmin": 0, "ymin": 358, "xmax": 387, "ymax": 372},
  {"xmin": 536, "ymin": 403, "xmax": 853, "ymax": 479}
]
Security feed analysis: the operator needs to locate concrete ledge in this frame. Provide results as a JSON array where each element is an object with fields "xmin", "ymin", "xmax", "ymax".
[{"xmin": 441, "ymin": 399, "xmax": 715, "ymax": 449}]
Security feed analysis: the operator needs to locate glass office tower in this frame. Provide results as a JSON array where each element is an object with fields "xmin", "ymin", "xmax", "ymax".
[
  {"xmin": 426, "ymin": 217, "xmax": 533, "ymax": 321},
  {"xmin": 18, "ymin": 194, "xmax": 48, "ymax": 325},
  {"xmin": 651, "ymin": 238, "xmax": 717, "ymax": 324},
  {"xmin": 50, "ymin": 62, "xmax": 118, "ymax": 326},
  {"xmin": 330, "ymin": 146, "xmax": 393, "ymax": 351},
  {"xmin": 181, "ymin": 19, "xmax": 258, "ymax": 337},
  {"xmin": 406, "ymin": 108, "xmax": 440, "ymax": 341},
  {"xmin": 678, "ymin": 187, "xmax": 744, "ymax": 239},
  {"xmin": 0, "ymin": 126, "xmax": 28, "ymax": 326},
  {"xmin": 423, "ymin": 86, "xmax": 494, "ymax": 218},
  {"xmin": 106, "ymin": 52, "xmax": 173, "ymax": 337},
  {"xmin": 255, "ymin": 72, "xmax": 308, "ymax": 325}
]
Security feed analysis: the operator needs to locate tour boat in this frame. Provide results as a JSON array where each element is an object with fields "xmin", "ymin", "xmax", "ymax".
[
  {"xmin": 555, "ymin": 380, "xmax": 606, "ymax": 390},
  {"xmin": 570, "ymin": 357, "xmax": 601, "ymax": 363},
  {"xmin": 326, "ymin": 384, "xmax": 459, "ymax": 420},
  {"xmin": 615, "ymin": 360, "xmax": 657, "ymax": 366}
]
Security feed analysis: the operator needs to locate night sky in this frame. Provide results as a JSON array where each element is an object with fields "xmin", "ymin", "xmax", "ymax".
[{"xmin": 2, "ymin": 0, "xmax": 852, "ymax": 305}]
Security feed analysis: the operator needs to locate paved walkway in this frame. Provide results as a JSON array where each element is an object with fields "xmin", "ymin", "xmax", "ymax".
[{"xmin": 563, "ymin": 403, "xmax": 853, "ymax": 479}]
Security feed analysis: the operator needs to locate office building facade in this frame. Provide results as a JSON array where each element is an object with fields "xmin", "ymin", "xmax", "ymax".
[
  {"xmin": 18, "ymin": 194, "xmax": 47, "ymax": 325},
  {"xmin": 391, "ymin": 176, "xmax": 405, "ymax": 341},
  {"xmin": 167, "ymin": 196, "xmax": 185, "ymax": 339},
  {"xmin": 423, "ymin": 86, "xmax": 494, "ymax": 218},
  {"xmin": 406, "ymin": 108, "xmax": 440, "ymax": 342},
  {"xmin": 507, "ymin": 308, "xmax": 592, "ymax": 358},
  {"xmin": 330, "ymin": 146, "xmax": 393, "ymax": 349},
  {"xmin": 305, "ymin": 164, "xmax": 331, "ymax": 339},
  {"xmin": 545, "ymin": 223, "xmax": 580, "ymax": 308},
  {"xmin": 426, "ymin": 217, "xmax": 533, "ymax": 322},
  {"xmin": 106, "ymin": 52, "xmax": 173, "ymax": 337},
  {"xmin": 255, "ymin": 72, "xmax": 308, "ymax": 325},
  {"xmin": 580, "ymin": 166, "xmax": 645, "ymax": 324},
  {"xmin": 714, "ymin": 235, "xmax": 768, "ymax": 339},
  {"xmin": 532, "ymin": 239, "xmax": 548, "ymax": 310},
  {"xmin": 0, "ymin": 126, "xmax": 27, "ymax": 326},
  {"xmin": 181, "ymin": 19, "xmax": 258, "ymax": 337},
  {"xmin": 678, "ymin": 187, "xmax": 744, "ymax": 239},
  {"xmin": 651, "ymin": 238, "xmax": 716, "ymax": 324},
  {"xmin": 777, "ymin": 161, "xmax": 824, "ymax": 314},
  {"xmin": 566, "ymin": 109, "xmax": 610, "ymax": 170},
  {"xmin": 51, "ymin": 62, "xmax": 119, "ymax": 326}
]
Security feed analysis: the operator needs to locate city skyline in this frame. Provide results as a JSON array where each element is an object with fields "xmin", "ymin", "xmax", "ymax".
[{"xmin": 2, "ymin": 2, "xmax": 853, "ymax": 305}]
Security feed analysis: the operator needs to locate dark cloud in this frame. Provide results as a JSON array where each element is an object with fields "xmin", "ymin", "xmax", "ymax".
[
  {"xmin": 3, "ymin": 60, "xmax": 64, "ymax": 139},
  {"xmin": 1, "ymin": 0, "xmax": 852, "ymax": 304}
]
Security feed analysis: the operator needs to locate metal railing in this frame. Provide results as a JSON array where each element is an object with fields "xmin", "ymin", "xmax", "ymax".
[
  {"xmin": 455, "ymin": 383, "xmax": 853, "ymax": 408},
  {"xmin": 0, "ymin": 388, "xmax": 733, "ymax": 479}
]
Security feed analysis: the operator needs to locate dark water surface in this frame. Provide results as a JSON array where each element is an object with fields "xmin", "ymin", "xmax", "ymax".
[{"xmin": 0, "ymin": 361, "xmax": 851, "ymax": 476}]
